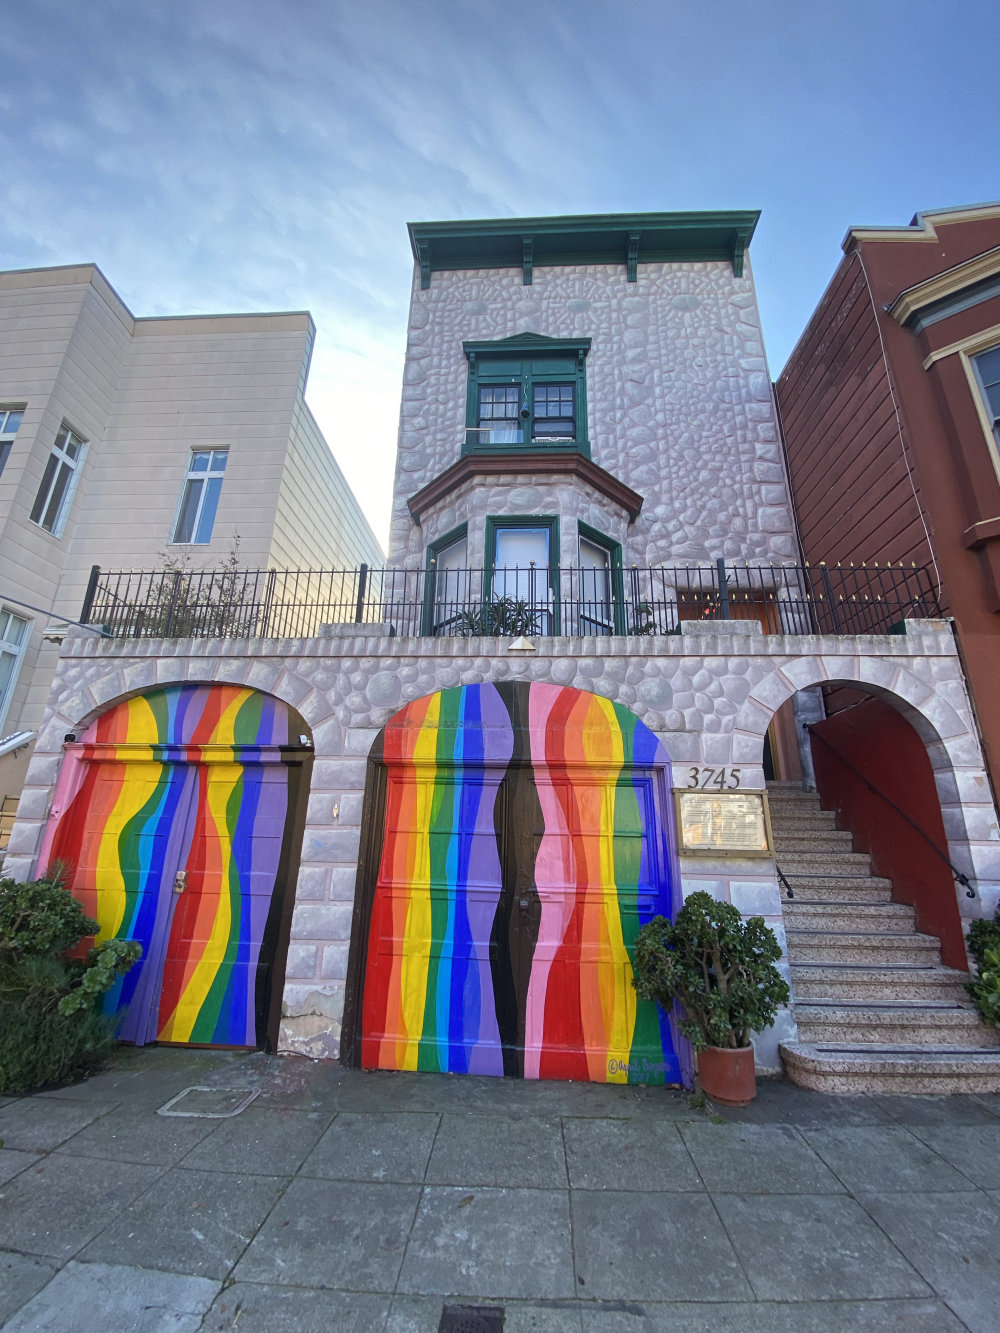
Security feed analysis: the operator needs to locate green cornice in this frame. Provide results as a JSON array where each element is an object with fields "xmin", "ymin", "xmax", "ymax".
[
  {"xmin": 408, "ymin": 210, "xmax": 760, "ymax": 288},
  {"xmin": 463, "ymin": 332, "xmax": 592, "ymax": 358}
]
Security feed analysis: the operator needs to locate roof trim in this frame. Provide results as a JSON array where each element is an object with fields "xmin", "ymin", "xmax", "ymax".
[
  {"xmin": 842, "ymin": 201, "xmax": 1000, "ymax": 252},
  {"xmin": 889, "ymin": 246, "xmax": 1000, "ymax": 327},
  {"xmin": 408, "ymin": 210, "xmax": 760, "ymax": 287},
  {"xmin": 407, "ymin": 453, "xmax": 644, "ymax": 524}
]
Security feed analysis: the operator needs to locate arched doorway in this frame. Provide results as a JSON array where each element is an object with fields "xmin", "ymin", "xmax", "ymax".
[
  {"xmin": 38, "ymin": 683, "xmax": 311, "ymax": 1049},
  {"xmin": 343, "ymin": 680, "xmax": 684, "ymax": 1084}
]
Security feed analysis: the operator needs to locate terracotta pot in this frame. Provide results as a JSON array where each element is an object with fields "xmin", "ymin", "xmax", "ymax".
[{"xmin": 697, "ymin": 1044, "xmax": 756, "ymax": 1106}]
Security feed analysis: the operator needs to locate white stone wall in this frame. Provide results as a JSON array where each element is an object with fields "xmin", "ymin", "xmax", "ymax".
[
  {"xmin": 389, "ymin": 257, "xmax": 796, "ymax": 569},
  {"xmin": 5, "ymin": 620, "xmax": 998, "ymax": 1075}
]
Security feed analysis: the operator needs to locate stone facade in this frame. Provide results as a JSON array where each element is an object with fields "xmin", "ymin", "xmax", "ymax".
[
  {"xmin": 389, "ymin": 260, "xmax": 796, "ymax": 567},
  {"xmin": 6, "ymin": 618, "xmax": 998, "ymax": 1073}
]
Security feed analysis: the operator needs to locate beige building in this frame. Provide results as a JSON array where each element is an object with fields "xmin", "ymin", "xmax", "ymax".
[{"xmin": 0, "ymin": 263, "xmax": 382, "ymax": 822}]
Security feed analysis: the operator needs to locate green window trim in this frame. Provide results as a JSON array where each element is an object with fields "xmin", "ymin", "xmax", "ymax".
[
  {"xmin": 422, "ymin": 523, "xmax": 469, "ymax": 636},
  {"xmin": 577, "ymin": 522, "xmax": 626, "ymax": 635},
  {"xmin": 485, "ymin": 515, "xmax": 561, "ymax": 635},
  {"xmin": 463, "ymin": 333, "xmax": 591, "ymax": 459}
]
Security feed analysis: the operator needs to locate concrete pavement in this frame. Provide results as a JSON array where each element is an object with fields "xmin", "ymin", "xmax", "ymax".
[{"xmin": 1, "ymin": 1046, "xmax": 999, "ymax": 1331}]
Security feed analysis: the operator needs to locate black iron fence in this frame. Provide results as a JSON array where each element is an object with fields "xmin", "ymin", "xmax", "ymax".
[{"xmin": 80, "ymin": 559, "xmax": 941, "ymax": 641}]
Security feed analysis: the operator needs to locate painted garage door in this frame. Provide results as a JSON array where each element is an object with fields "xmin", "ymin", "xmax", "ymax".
[
  {"xmin": 40, "ymin": 684, "xmax": 303, "ymax": 1048},
  {"xmin": 349, "ymin": 681, "xmax": 683, "ymax": 1084}
]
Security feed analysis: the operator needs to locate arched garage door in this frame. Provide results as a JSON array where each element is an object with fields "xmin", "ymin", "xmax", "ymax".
[
  {"xmin": 345, "ymin": 680, "xmax": 683, "ymax": 1084},
  {"xmin": 40, "ymin": 684, "xmax": 309, "ymax": 1048}
]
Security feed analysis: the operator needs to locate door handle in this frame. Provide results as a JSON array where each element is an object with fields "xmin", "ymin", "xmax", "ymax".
[
  {"xmin": 518, "ymin": 897, "xmax": 530, "ymax": 910},
  {"xmin": 173, "ymin": 870, "xmax": 187, "ymax": 895}
]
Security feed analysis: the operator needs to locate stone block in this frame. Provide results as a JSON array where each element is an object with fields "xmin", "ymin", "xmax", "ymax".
[
  {"xmin": 285, "ymin": 944, "xmax": 319, "ymax": 979},
  {"xmin": 299, "ymin": 826, "xmax": 361, "ymax": 865},
  {"xmin": 290, "ymin": 901, "xmax": 354, "ymax": 941},
  {"xmin": 295, "ymin": 864, "xmax": 329, "ymax": 901},
  {"xmin": 330, "ymin": 864, "xmax": 362, "ymax": 901},
  {"xmin": 321, "ymin": 945, "xmax": 349, "ymax": 980},
  {"xmin": 730, "ymin": 879, "xmax": 782, "ymax": 917}
]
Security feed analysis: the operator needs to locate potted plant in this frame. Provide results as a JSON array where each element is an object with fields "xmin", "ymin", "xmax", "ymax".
[{"xmin": 632, "ymin": 890, "xmax": 789, "ymax": 1106}]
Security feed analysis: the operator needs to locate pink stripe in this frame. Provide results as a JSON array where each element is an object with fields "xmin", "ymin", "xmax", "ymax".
[{"xmin": 523, "ymin": 682, "xmax": 572, "ymax": 1079}]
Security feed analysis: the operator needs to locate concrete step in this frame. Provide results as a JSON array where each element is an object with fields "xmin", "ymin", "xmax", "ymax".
[
  {"xmin": 790, "ymin": 963, "xmax": 971, "ymax": 1003},
  {"xmin": 794, "ymin": 1000, "xmax": 1000, "ymax": 1047},
  {"xmin": 773, "ymin": 830, "xmax": 856, "ymax": 853},
  {"xmin": 780, "ymin": 1041, "xmax": 1000, "ymax": 1094},
  {"xmin": 778, "ymin": 851, "xmax": 876, "ymax": 873},
  {"xmin": 785, "ymin": 929, "xmax": 942, "ymax": 966},
  {"xmin": 783, "ymin": 901, "xmax": 917, "ymax": 933},
  {"xmin": 779, "ymin": 878, "xmax": 894, "ymax": 905}
]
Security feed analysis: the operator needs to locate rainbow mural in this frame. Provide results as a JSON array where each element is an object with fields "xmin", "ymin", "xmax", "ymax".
[
  {"xmin": 358, "ymin": 681, "xmax": 682, "ymax": 1084},
  {"xmin": 41, "ymin": 684, "xmax": 295, "ymax": 1047}
]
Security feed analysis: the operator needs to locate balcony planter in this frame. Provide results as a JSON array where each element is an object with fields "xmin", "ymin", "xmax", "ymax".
[{"xmin": 632, "ymin": 891, "xmax": 789, "ymax": 1106}]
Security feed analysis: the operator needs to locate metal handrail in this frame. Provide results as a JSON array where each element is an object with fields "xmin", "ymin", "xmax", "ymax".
[{"xmin": 807, "ymin": 724, "xmax": 976, "ymax": 899}]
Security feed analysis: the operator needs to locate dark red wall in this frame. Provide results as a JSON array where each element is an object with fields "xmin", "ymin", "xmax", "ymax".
[{"xmin": 810, "ymin": 698, "xmax": 966, "ymax": 968}]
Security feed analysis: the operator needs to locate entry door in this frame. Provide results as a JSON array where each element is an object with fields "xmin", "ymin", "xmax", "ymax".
[{"xmin": 492, "ymin": 526, "xmax": 553, "ymax": 632}]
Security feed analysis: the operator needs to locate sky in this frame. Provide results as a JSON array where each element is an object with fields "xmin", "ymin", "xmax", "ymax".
[{"xmin": 2, "ymin": 0, "xmax": 998, "ymax": 548}]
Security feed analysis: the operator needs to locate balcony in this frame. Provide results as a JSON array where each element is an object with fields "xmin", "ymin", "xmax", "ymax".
[{"xmin": 80, "ymin": 561, "xmax": 941, "ymax": 642}]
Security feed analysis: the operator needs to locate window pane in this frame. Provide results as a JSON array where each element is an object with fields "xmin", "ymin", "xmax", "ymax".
[
  {"xmin": 0, "ymin": 650, "xmax": 17, "ymax": 708},
  {"xmin": 976, "ymin": 345, "xmax": 1000, "ymax": 388},
  {"xmin": 41, "ymin": 460, "xmax": 73, "ymax": 531},
  {"xmin": 172, "ymin": 477, "xmax": 203, "ymax": 543},
  {"xmin": 211, "ymin": 450, "xmax": 229, "ymax": 471},
  {"xmin": 2, "ymin": 409, "xmax": 23, "ymax": 433},
  {"xmin": 190, "ymin": 452, "xmax": 211, "ymax": 472},
  {"xmin": 193, "ymin": 475, "xmax": 222, "ymax": 543},
  {"xmin": 29, "ymin": 453, "xmax": 60, "ymax": 524},
  {"xmin": 0, "ymin": 611, "xmax": 28, "ymax": 648},
  {"xmin": 0, "ymin": 441, "xmax": 10, "ymax": 478}
]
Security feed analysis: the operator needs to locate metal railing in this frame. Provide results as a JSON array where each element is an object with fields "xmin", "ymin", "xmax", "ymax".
[{"xmin": 80, "ymin": 560, "xmax": 942, "ymax": 642}]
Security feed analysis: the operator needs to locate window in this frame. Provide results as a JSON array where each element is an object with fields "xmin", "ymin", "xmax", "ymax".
[
  {"xmin": 423, "ymin": 526, "xmax": 471, "ymax": 635},
  {"xmin": 171, "ymin": 449, "xmax": 228, "ymax": 544},
  {"xmin": 464, "ymin": 334, "xmax": 590, "ymax": 457},
  {"xmin": 973, "ymin": 345, "xmax": 1000, "ymax": 448},
  {"xmin": 29, "ymin": 422, "xmax": 86, "ymax": 535},
  {"xmin": 485, "ymin": 515, "xmax": 559, "ymax": 634},
  {"xmin": 577, "ymin": 524, "xmax": 623, "ymax": 635},
  {"xmin": 0, "ymin": 405, "xmax": 25, "ymax": 479},
  {"xmin": 0, "ymin": 608, "xmax": 30, "ymax": 732}
]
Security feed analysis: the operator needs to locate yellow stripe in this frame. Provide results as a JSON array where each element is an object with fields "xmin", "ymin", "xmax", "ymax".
[
  {"xmin": 95, "ymin": 698, "xmax": 163, "ymax": 941},
  {"xmin": 158, "ymin": 691, "xmax": 249, "ymax": 1040},
  {"xmin": 398, "ymin": 694, "xmax": 439, "ymax": 1070},
  {"xmin": 159, "ymin": 764, "xmax": 241, "ymax": 1041},
  {"xmin": 594, "ymin": 696, "xmax": 632, "ymax": 1083}
]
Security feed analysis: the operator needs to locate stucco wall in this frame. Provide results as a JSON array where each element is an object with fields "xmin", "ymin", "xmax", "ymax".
[
  {"xmin": 5, "ymin": 619, "xmax": 997, "ymax": 1075},
  {"xmin": 388, "ymin": 257, "xmax": 796, "ymax": 569}
]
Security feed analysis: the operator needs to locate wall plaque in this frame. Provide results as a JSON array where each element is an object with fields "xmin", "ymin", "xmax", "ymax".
[{"xmin": 674, "ymin": 789, "xmax": 772, "ymax": 856}]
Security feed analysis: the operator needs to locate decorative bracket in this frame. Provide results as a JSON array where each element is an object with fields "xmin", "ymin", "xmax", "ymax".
[
  {"xmin": 417, "ymin": 241, "xmax": 431, "ymax": 290},
  {"xmin": 522, "ymin": 236, "xmax": 534, "ymax": 286},
  {"xmin": 731, "ymin": 227, "xmax": 751, "ymax": 278},
  {"xmin": 627, "ymin": 231, "xmax": 640, "ymax": 283}
]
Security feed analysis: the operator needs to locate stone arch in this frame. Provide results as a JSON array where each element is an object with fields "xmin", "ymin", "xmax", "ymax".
[
  {"xmin": 732, "ymin": 657, "xmax": 993, "ymax": 913},
  {"xmin": 37, "ymin": 680, "xmax": 315, "ymax": 1051},
  {"xmin": 342, "ymin": 679, "xmax": 687, "ymax": 1085}
]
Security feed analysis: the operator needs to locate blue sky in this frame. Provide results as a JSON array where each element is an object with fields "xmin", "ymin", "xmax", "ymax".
[{"xmin": 3, "ymin": 0, "xmax": 997, "ymax": 545}]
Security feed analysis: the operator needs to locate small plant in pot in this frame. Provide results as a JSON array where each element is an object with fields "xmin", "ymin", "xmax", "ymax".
[{"xmin": 632, "ymin": 890, "xmax": 790, "ymax": 1106}]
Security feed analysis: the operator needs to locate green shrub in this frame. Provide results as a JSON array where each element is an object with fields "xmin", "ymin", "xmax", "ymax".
[
  {"xmin": 967, "ymin": 909, "xmax": 1000, "ymax": 1027},
  {"xmin": 0, "ymin": 871, "xmax": 141, "ymax": 1095},
  {"xmin": 632, "ymin": 891, "xmax": 790, "ymax": 1051},
  {"xmin": 455, "ymin": 597, "xmax": 540, "ymax": 637}
]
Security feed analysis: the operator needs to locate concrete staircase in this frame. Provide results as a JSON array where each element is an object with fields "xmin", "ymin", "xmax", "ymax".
[{"xmin": 769, "ymin": 781, "xmax": 1000, "ymax": 1094}]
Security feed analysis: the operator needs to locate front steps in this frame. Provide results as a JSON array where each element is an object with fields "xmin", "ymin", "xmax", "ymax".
[{"xmin": 769, "ymin": 781, "xmax": 1000, "ymax": 1095}]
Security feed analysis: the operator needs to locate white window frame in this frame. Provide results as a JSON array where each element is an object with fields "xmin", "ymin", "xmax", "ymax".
[
  {"xmin": 170, "ymin": 449, "xmax": 229, "ymax": 545},
  {"xmin": 0, "ymin": 607, "xmax": 31, "ymax": 734},
  {"xmin": 972, "ymin": 343, "xmax": 1000, "ymax": 451},
  {"xmin": 0, "ymin": 405, "xmax": 25, "ymax": 479},
  {"xmin": 29, "ymin": 422, "xmax": 88, "ymax": 537}
]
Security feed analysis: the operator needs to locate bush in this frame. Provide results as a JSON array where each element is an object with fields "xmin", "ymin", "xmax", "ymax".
[
  {"xmin": 0, "ymin": 871, "xmax": 141, "ymax": 1095},
  {"xmin": 455, "ymin": 597, "xmax": 540, "ymax": 637},
  {"xmin": 967, "ymin": 908, "xmax": 1000, "ymax": 1027},
  {"xmin": 632, "ymin": 891, "xmax": 790, "ymax": 1051}
]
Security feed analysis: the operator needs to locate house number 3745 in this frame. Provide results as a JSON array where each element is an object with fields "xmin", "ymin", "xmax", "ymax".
[{"xmin": 686, "ymin": 767, "xmax": 742, "ymax": 789}]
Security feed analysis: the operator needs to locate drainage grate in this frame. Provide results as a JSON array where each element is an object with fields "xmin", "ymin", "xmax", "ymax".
[
  {"xmin": 438, "ymin": 1305, "xmax": 505, "ymax": 1333},
  {"xmin": 156, "ymin": 1086, "xmax": 260, "ymax": 1119}
]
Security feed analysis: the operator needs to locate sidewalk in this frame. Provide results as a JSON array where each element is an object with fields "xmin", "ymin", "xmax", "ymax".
[{"xmin": 1, "ymin": 1047, "xmax": 998, "ymax": 1332}]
